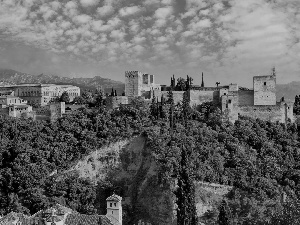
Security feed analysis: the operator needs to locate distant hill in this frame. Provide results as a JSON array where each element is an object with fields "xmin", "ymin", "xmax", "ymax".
[
  {"xmin": 0, "ymin": 68, "xmax": 125, "ymax": 95},
  {"xmin": 276, "ymin": 82, "xmax": 300, "ymax": 102}
]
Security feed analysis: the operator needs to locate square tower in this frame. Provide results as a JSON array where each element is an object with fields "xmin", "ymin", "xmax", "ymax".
[
  {"xmin": 125, "ymin": 71, "xmax": 143, "ymax": 97},
  {"xmin": 253, "ymin": 74, "xmax": 276, "ymax": 105},
  {"xmin": 106, "ymin": 194, "xmax": 122, "ymax": 225}
]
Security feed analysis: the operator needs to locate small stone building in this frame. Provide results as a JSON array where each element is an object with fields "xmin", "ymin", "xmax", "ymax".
[{"xmin": 0, "ymin": 194, "xmax": 122, "ymax": 225}]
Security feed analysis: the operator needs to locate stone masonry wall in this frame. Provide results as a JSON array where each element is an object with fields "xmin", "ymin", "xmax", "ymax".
[
  {"xmin": 238, "ymin": 90, "xmax": 254, "ymax": 106},
  {"xmin": 106, "ymin": 96, "xmax": 128, "ymax": 109},
  {"xmin": 190, "ymin": 90, "xmax": 219, "ymax": 107},
  {"xmin": 253, "ymin": 75, "xmax": 276, "ymax": 105},
  {"xmin": 156, "ymin": 91, "xmax": 185, "ymax": 104},
  {"xmin": 238, "ymin": 104, "xmax": 283, "ymax": 123}
]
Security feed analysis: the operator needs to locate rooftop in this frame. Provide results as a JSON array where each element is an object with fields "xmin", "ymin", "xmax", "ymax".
[
  {"xmin": 106, "ymin": 194, "xmax": 122, "ymax": 202},
  {"xmin": 0, "ymin": 204, "xmax": 114, "ymax": 225}
]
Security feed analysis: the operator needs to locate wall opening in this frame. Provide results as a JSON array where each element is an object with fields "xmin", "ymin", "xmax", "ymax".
[{"xmin": 264, "ymin": 82, "xmax": 266, "ymax": 85}]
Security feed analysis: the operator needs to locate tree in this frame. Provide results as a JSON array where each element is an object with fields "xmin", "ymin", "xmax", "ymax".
[
  {"xmin": 218, "ymin": 200, "xmax": 232, "ymax": 225},
  {"xmin": 150, "ymin": 94, "xmax": 157, "ymax": 119},
  {"xmin": 175, "ymin": 142, "xmax": 198, "ymax": 225},
  {"xmin": 95, "ymin": 88, "xmax": 104, "ymax": 108},
  {"xmin": 73, "ymin": 96, "xmax": 85, "ymax": 105},
  {"xmin": 60, "ymin": 91, "xmax": 70, "ymax": 103},
  {"xmin": 181, "ymin": 91, "xmax": 191, "ymax": 125},
  {"xmin": 167, "ymin": 90, "xmax": 175, "ymax": 130},
  {"xmin": 175, "ymin": 77, "xmax": 186, "ymax": 91},
  {"xmin": 293, "ymin": 95, "xmax": 300, "ymax": 115}
]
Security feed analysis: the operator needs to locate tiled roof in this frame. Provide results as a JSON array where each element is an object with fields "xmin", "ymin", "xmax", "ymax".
[
  {"xmin": 0, "ymin": 212, "xmax": 30, "ymax": 225},
  {"xmin": 106, "ymin": 194, "xmax": 122, "ymax": 202},
  {"xmin": 65, "ymin": 214, "xmax": 113, "ymax": 225},
  {"xmin": 0, "ymin": 208, "xmax": 114, "ymax": 225}
]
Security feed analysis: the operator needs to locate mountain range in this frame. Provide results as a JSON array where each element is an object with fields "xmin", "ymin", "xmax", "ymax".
[
  {"xmin": 0, "ymin": 68, "xmax": 298, "ymax": 101},
  {"xmin": 0, "ymin": 68, "xmax": 125, "ymax": 95}
]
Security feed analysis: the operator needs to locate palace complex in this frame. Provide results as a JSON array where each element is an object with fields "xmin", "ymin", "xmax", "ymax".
[{"xmin": 108, "ymin": 69, "xmax": 294, "ymax": 123}]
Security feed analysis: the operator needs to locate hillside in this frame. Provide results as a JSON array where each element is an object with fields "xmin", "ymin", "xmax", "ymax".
[
  {"xmin": 277, "ymin": 82, "xmax": 300, "ymax": 101},
  {"xmin": 0, "ymin": 68, "xmax": 125, "ymax": 94}
]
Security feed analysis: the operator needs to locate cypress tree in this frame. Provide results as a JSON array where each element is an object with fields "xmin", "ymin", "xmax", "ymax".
[
  {"xmin": 218, "ymin": 200, "xmax": 232, "ymax": 225},
  {"xmin": 182, "ymin": 91, "xmax": 191, "ymax": 126},
  {"xmin": 176, "ymin": 142, "xmax": 198, "ymax": 225},
  {"xmin": 167, "ymin": 90, "xmax": 175, "ymax": 130},
  {"xmin": 150, "ymin": 93, "xmax": 157, "ymax": 119}
]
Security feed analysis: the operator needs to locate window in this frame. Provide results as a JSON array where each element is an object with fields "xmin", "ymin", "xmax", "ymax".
[
  {"xmin": 114, "ymin": 203, "xmax": 117, "ymax": 207},
  {"xmin": 224, "ymin": 93, "xmax": 226, "ymax": 95},
  {"xmin": 112, "ymin": 211, "xmax": 114, "ymax": 214},
  {"xmin": 228, "ymin": 100, "xmax": 232, "ymax": 103},
  {"xmin": 110, "ymin": 203, "xmax": 112, "ymax": 207},
  {"xmin": 264, "ymin": 82, "xmax": 266, "ymax": 85}
]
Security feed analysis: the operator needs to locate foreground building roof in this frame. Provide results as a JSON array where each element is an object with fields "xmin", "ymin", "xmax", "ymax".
[{"xmin": 0, "ymin": 204, "xmax": 115, "ymax": 225}]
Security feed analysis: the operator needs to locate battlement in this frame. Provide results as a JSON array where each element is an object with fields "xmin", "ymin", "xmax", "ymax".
[{"xmin": 125, "ymin": 71, "xmax": 142, "ymax": 78}]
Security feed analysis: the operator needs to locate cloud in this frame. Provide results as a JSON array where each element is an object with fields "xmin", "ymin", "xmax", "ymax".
[
  {"xmin": 73, "ymin": 14, "xmax": 92, "ymax": 24},
  {"xmin": 80, "ymin": 0, "xmax": 100, "ymax": 7},
  {"xmin": 154, "ymin": 6, "xmax": 173, "ymax": 27},
  {"xmin": 0, "ymin": 0, "xmax": 298, "ymax": 85},
  {"xmin": 119, "ymin": 6, "xmax": 141, "ymax": 17},
  {"xmin": 97, "ymin": 5, "xmax": 115, "ymax": 17}
]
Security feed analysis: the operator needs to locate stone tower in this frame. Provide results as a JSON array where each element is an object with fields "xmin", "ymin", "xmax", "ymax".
[
  {"xmin": 253, "ymin": 68, "xmax": 276, "ymax": 106},
  {"xmin": 106, "ymin": 194, "xmax": 122, "ymax": 225},
  {"xmin": 125, "ymin": 71, "xmax": 157, "ymax": 98},
  {"xmin": 125, "ymin": 71, "xmax": 143, "ymax": 97}
]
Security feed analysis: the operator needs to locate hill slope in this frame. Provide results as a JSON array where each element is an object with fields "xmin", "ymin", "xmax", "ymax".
[
  {"xmin": 277, "ymin": 82, "xmax": 300, "ymax": 101},
  {"xmin": 0, "ymin": 68, "xmax": 125, "ymax": 94}
]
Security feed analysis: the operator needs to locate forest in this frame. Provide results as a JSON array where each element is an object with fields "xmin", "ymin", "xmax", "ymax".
[{"xmin": 1, "ymin": 89, "xmax": 300, "ymax": 224}]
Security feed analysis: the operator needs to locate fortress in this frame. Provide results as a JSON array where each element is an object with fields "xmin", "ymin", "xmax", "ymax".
[{"xmin": 109, "ymin": 69, "xmax": 294, "ymax": 123}]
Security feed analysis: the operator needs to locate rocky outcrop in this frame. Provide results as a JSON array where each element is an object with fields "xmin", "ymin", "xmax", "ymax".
[
  {"xmin": 69, "ymin": 136, "xmax": 231, "ymax": 225},
  {"xmin": 69, "ymin": 136, "xmax": 175, "ymax": 225}
]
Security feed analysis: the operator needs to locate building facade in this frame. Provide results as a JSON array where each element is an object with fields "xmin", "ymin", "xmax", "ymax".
[
  {"xmin": 0, "ymin": 84, "xmax": 80, "ymax": 106},
  {"xmin": 0, "ymin": 96, "xmax": 33, "ymax": 118}
]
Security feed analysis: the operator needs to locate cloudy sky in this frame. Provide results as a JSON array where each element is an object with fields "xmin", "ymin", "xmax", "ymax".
[{"xmin": 0, "ymin": 0, "xmax": 299, "ymax": 87}]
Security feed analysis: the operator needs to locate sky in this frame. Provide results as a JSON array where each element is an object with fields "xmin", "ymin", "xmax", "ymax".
[{"xmin": 0, "ymin": 0, "xmax": 299, "ymax": 88}]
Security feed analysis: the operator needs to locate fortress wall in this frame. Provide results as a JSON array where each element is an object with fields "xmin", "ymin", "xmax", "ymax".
[
  {"xmin": 221, "ymin": 94, "xmax": 239, "ymax": 122},
  {"xmin": 237, "ymin": 105, "xmax": 283, "ymax": 123},
  {"xmin": 238, "ymin": 90, "xmax": 254, "ymax": 106},
  {"xmin": 189, "ymin": 90, "xmax": 219, "ymax": 107},
  {"xmin": 286, "ymin": 102, "xmax": 294, "ymax": 122},
  {"xmin": 157, "ymin": 91, "xmax": 185, "ymax": 104},
  {"xmin": 106, "ymin": 96, "xmax": 128, "ymax": 109}
]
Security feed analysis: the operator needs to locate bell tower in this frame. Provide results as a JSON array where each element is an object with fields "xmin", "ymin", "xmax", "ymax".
[{"xmin": 106, "ymin": 194, "xmax": 122, "ymax": 225}]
